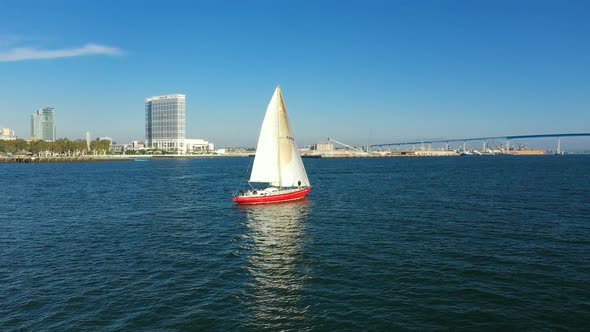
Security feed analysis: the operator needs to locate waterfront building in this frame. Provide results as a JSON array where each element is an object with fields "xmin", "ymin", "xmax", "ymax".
[
  {"xmin": 132, "ymin": 140, "xmax": 145, "ymax": 149},
  {"xmin": 0, "ymin": 128, "xmax": 16, "ymax": 140},
  {"xmin": 110, "ymin": 143, "xmax": 131, "ymax": 154},
  {"xmin": 31, "ymin": 107, "xmax": 56, "ymax": 141},
  {"xmin": 144, "ymin": 94, "xmax": 214, "ymax": 154},
  {"xmin": 413, "ymin": 149, "xmax": 459, "ymax": 156},
  {"xmin": 185, "ymin": 138, "xmax": 214, "ymax": 153},
  {"xmin": 310, "ymin": 141, "xmax": 335, "ymax": 151},
  {"xmin": 145, "ymin": 94, "xmax": 186, "ymax": 151}
]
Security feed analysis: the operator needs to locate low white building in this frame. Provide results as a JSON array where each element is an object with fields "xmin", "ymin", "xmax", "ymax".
[
  {"xmin": 310, "ymin": 141, "xmax": 334, "ymax": 151},
  {"xmin": 0, "ymin": 128, "xmax": 16, "ymax": 140},
  {"xmin": 110, "ymin": 143, "xmax": 131, "ymax": 153},
  {"xmin": 132, "ymin": 140, "xmax": 145, "ymax": 149},
  {"xmin": 184, "ymin": 139, "xmax": 214, "ymax": 154},
  {"xmin": 413, "ymin": 149, "xmax": 459, "ymax": 156}
]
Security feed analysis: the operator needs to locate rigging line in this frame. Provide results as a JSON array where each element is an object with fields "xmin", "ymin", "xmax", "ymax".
[
  {"xmin": 243, "ymin": 152, "xmax": 254, "ymax": 178},
  {"xmin": 242, "ymin": 156, "xmax": 255, "ymax": 191}
]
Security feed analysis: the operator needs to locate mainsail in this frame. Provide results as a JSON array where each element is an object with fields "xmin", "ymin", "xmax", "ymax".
[{"xmin": 249, "ymin": 86, "xmax": 310, "ymax": 187}]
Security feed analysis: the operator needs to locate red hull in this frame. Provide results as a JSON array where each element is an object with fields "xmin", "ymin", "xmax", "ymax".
[{"xmin": 233, "ymin": 187, "xmax": 311, "ymax": 204}]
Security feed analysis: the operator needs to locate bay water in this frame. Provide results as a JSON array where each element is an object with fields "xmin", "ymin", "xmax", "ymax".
[{"xmin": 1, "ymin": 156, "xmax": 589, "ymax": 330}]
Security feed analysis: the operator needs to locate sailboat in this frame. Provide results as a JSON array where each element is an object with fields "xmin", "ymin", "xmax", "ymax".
[{"xmin": 233, "ymin": 86, "xmax": 311, "ymax": 204}]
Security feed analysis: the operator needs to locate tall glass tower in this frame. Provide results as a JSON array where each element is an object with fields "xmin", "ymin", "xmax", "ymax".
[
  {"xmin": 145, "ymin": 94, "xmax": 186, "ymax": 151},
  {"xmin": 31, "ymin": 107, "xmax": 56, "ymax": 141}
]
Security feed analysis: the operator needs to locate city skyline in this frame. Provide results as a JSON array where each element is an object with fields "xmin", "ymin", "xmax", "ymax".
[{"xmin": 1, "ymin": 1, "xmax": 589, "ymax": 148}]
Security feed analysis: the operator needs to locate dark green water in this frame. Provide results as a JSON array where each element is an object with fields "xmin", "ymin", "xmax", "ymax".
[{"xmin": 1, "ymin": 156, "xmax": 589, "ymax": 330}]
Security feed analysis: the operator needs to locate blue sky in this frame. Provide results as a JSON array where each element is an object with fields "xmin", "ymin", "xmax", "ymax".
[{"xmin": 1, "ymin": 0, "xmax": 589, "ymax": 147}]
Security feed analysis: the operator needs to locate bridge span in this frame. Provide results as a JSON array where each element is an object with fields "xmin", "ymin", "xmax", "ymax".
[{"xmin": 371, "ymin": 133, "xmax": 590, "ymax": 153}]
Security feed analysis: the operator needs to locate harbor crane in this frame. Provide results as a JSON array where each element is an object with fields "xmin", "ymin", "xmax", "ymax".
[{"xmin": 327, "ymin": 138, "xmax": 366, "ymax": 153}]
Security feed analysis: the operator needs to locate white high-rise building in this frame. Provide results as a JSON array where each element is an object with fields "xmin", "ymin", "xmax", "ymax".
[
  {"xmin": 31, "ymin": 107, "xmax": 56, "ymax": 141},
  {"xmin": 145, "ymin": 94, "xmax": 186, "ymax": 151},
  {"xmin": 144, "ymin": 94, "xmax": 214, "ymax": 154}
]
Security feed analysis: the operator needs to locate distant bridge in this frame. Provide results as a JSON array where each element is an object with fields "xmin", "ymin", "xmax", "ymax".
[{"xmin": 371, "ymin": 133, "xmax": 590, "ymax": 153}]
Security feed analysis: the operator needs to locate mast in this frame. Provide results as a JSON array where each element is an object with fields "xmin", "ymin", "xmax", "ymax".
[{"xmin": 277, "ymin": 85, "xmax": 282, "ymax": 188}]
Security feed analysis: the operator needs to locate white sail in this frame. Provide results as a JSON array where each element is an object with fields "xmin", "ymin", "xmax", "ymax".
[
  {"xmin": 249, "ymin": 88, "xmax": 281, "ymax": 185},
  {"xmin": 249, "ymin": 86, "xmax": 310, "ymax": 187}
]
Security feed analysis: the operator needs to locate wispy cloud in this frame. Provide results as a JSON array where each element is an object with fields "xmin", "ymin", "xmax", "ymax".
[{"xmin": 0, "ymin": 43, "xmax": 123, "ymax": 62}]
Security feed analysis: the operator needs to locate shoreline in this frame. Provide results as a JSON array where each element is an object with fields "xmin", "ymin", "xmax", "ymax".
[
  {"xmin": 0, "ymin": 156, "xmax": 134, "ymax": 163},
  {"xmin": 1, "ymin": 152, "xmax": 582, "ymax": 163},
  {"xmin": 0, "ymin": 154, "xmax": 243, "ymax": 163}
]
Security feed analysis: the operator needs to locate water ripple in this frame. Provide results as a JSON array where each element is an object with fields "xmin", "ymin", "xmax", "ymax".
[{"xmin": 1, "ymin": 156, "xmax": 589, "ymax": 330}]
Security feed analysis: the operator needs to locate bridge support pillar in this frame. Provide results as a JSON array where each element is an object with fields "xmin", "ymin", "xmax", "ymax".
[{"xmin": 557, "ymin": 137, "xmax": 561, "ymax": 155}]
